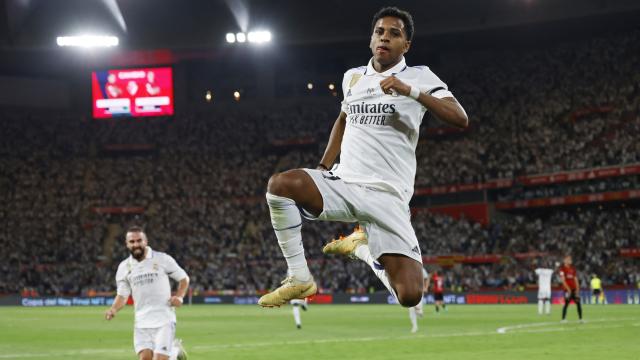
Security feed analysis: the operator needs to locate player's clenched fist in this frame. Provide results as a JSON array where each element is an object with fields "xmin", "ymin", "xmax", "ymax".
[
  {"xmin": 169, "ymin": 296, "xmax": 184, "ymax": 307},
  {"xmin": 105, "ymin": 308, "xmax": 116, "ymax": 320},
  {"xmin": 379, "ymin": 76, "xmax": 411, "ymax": 96}
]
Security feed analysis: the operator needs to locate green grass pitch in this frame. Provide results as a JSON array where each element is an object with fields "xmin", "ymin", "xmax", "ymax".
[{"xmin": 1, "ymin": 304, "xmax": 638, "ymax": 359}]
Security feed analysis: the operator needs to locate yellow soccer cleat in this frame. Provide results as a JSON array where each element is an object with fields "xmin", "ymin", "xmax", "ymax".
[
  {"xmin": 322, "ymin": 225, "xmax": 368, "ymax": 258},
  {"xmin": 258, "ymin": 276, "xmax": 317, "ymax": 308}
]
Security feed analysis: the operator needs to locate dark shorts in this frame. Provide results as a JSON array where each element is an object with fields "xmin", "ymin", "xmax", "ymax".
[
  {"xmin": 564, "ymin": 289, "xmax": 580, "ymax": 303},
  {"xmin": 592, "ymin": 289, "xmax": 601, "ymax": 296},
  {"xmin": 434, "ymin": 292, "xmax": 444, "ymax": 301}
]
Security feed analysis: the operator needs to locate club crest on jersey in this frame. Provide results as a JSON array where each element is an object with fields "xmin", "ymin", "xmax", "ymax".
[
  {"xmin": 152, "ymin": 263, "xmax": 159, "ymax": 271},
  {"xmin": 349, "ymin": 73, "xmax": 362, "ymax": 88}
]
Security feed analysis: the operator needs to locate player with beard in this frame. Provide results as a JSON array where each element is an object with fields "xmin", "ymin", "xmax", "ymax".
[
  {"xmin": 105, "ymin": 226, "xmax": 189, "ymax": 360},
  {"xmin": 258, "ymin": 6, "xmax": 468, "ymax": 308}
]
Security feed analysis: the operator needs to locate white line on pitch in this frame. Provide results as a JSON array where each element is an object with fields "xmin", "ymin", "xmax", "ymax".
[{"xmin": 496, "ymin": 317, "xmax": 638, "ymax": 334}]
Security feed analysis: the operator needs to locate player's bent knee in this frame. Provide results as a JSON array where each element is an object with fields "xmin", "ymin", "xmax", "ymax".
[
  {"xmin": 394, "ymin": 282, "xmax": 423, "ymax": 307},
  {"xmin": 267, "ymin": 172, "xmax": 284, "ymax": 195},
  {"xmin": 267, "ymin": 170, "xmax": 307, "ymax": 199},
  {"xmin": 267, "ymin": 172, "xmax": 294, "ymax": 197},
  {"xmin": 397, "ymin": 289, "xmax": 423, "ymax": 307},
  {"xmin": 138, "ymin": 349, "xmax": 153, "ymax": 360}
]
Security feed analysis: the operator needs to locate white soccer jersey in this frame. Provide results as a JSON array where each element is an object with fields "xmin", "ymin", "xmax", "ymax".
[
  {"xmin": 535, "ymin": 268, "xmax": 554, "ymax": 294},
  {"xmin": 337, "ymin": 56, "xmax": 453, "ymax": 203},
  {"xmin": 116, "ymin": 247, "xmax": 188, "ymax": 328}
]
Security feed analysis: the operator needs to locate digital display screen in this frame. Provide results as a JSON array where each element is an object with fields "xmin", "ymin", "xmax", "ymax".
[{"xmin": 92, "ymin": 67, "xmax": 174, "ymax": 118}]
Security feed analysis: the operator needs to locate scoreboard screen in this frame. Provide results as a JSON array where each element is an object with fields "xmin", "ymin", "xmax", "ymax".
[{"xmin": 92, "ymin": 67, "xmax": 174, "ymax": 118}]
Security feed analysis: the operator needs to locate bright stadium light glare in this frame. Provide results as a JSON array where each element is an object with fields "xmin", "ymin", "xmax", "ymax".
[
  {"xmin": 56, "ymin": 35, "xmax": 119, "ymax": 48},
  {"xmin": 261, "ymin": 31, "xmax": 272, "ymax": 42},
  {"xmin": 228, "ymin": 30, "xmax": 271, "ymax": 45},
  {"xmin": 307, "ymin": 83, "xmax": 313, "ymax": 90},
  {"xmin": 247, "ymin": 30, "xmax": 272, "ymax": 43}
]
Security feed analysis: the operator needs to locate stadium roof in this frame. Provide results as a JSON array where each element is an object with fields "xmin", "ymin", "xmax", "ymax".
[
  {"xmin": 2, "ymin": 0, "xmax": 640, "ymax": 50},
  {"xmin": 0, "ymin": 0, "xmax": 639, "ymax": 75}
]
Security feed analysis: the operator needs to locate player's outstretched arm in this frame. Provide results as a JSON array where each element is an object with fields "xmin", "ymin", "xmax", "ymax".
[
  {"xmin": 104, "ymin": 295, "xmax": 127, "ymax": 320},
  {"xmin": 318, "ymin": 112, "xmax": 347, "ymax": 170},
  {"xmin": 379, "ymin": 76, "xmax": 468, "ymax": 128},
  {"xmin": 170, "ymin": 277, "xmax": 190, "ymax": 307}
]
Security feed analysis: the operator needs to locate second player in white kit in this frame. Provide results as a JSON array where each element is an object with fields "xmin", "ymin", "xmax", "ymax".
[{"xmin": 105, "ymin": 226, "xmax": 190, "ymax": 360}]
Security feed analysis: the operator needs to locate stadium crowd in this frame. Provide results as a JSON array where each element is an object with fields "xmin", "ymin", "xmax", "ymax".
[{"xmin": 1, "ymin": 29, "xmax": 639, "ymax": 296}]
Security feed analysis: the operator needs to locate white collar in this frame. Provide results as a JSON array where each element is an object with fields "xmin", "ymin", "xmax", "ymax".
[{"xmin": 365, "ymin": 56, "xmax": 408, "ymax": 76}]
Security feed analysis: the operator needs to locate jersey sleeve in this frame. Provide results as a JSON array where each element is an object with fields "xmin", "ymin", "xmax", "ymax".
[
  {"xmin": 115, "ymin": 262, "xmax": 132, "ymax": 298},
  {"xmin": 162, "ymin": 254, "xmax": 189, "ymax": 282},
  {"xmin": 417, "ymin": 67, "xmax": 453, "ymax": 99},
  {"xmin": 340, "ymin": 70, "xmax": 352, "ymax": 114}
]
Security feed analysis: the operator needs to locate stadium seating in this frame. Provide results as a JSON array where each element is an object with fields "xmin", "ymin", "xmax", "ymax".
[{"xmin": 1, "ymin": 29, "xmax": 639, "ymax": 296}]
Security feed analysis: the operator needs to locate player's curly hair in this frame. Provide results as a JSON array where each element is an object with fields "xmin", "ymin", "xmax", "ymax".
[{"xmin": 371, "ymin": 6, "xmax": 415, "ymax": 41}]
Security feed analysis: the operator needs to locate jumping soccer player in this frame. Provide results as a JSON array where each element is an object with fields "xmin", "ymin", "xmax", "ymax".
[
  {"xmin": 104, "ymin": 226, "xmax": 189, "ymax": 360},
  {"xmin": 559, "ymin": 255, "xmax": 583, "ymax": 323},
  {"xmin": 535, "ymin": 264, "xmax": 554, "ymax": 315},
  {"xmin": 258, "ymin": 6, "xmax": 467, "ymax": 308}
]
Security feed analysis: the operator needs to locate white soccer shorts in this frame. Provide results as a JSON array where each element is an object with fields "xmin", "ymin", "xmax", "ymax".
[
  {"xmin": 134, "ymin": 321, "xmax": 175, "ymax": 356},
  {"xmin": 538, "ymin": 290, "xmax": 551, "ymax": 300},
  {"xmin": 303, "ymin": 169, "xmax": 422, "ymax": 264}
]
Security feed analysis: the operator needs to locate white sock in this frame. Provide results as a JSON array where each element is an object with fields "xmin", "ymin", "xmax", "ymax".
[
  {"xmin": 415, "ymin": 297, "xmax": 424, "ymax": 314},
  {"xmin": 545, "ymin": 300, "xmax": 551, "ymax": 314},
  {"xmin": 354, "ymin": 244, "xmax": 397, "ymax": 300},
  {"xmin": 266, "ymin": 193, "xmax": 311, "ymax": 281},
  {"xmin": 538, "ymin": 300, "xmax": 543, "ymax": 315},
  {"xmin": 293, "ymin": 305, "xmax": 301, "ymax": 326},
  {"xmin": 409, "ymin": 307, "xmax": 418, "ymax": 329}
]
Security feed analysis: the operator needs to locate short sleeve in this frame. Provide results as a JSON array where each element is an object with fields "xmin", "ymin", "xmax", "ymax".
[
  {"xmin": 162, "ymin": 254, "xmax": 188, "ymax": 282},
  {"xmin": 417, "ymin": 67, "xmax": 453, "ymax": 99},
  {"xmin": 340, "ymin": 70, "xmax": 351, "ymax": 114},
  {"xmin": 115, "ymin": 262, "xmax": 132, "ymax": 298}
]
